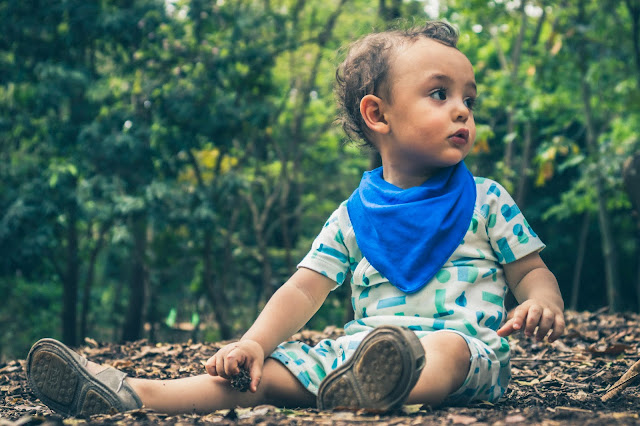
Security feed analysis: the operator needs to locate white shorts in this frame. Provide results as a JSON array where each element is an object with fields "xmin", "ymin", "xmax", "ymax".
[{"xmin": 270, "ymin": 328, "xmax": 509, "ymax": 405}]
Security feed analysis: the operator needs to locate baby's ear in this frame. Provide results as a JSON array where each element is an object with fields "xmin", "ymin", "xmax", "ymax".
[{"xmin": 360, "ymin": 95, "xmax": 390, "ymax": 134}]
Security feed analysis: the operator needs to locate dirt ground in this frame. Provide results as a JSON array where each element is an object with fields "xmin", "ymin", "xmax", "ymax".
[{"xmin": 3, "ymin": 309, "xmax": 640, "ymax": 425}]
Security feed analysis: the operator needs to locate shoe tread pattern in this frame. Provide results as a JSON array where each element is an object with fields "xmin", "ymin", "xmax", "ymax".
[
  {"xmin": 354, "ymin": 340, "xmax": 403, "ymax": 402},
  {"xmin": 321, "ymin": 376, "xmax": 358, "ymax": 409},
  {"xmin": 81, "ymin": 389, "xmax": 117, "ymax": 416},
  {"xmin": 30, "ymin": 351, "xmax": 78, "ymax": 407},
  {"xmin": 317, "ymin": 326, "xmax": 424, "ymax": 411}
]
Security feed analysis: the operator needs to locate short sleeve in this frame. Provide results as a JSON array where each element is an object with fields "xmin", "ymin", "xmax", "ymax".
[
  {"xmin": 297, "ymin": 207, "xmax": 351, "ymax": 286},
  {"xmin": 478, "ymin": 180, "xmax": 546, "ymax": 264}
]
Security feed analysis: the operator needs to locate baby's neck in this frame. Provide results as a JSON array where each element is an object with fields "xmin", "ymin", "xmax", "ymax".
[{"xmin": 382, "ymin": 166, "xmax": 435, "ymax": 189}]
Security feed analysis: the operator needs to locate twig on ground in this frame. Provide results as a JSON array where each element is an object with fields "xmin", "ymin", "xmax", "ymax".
[{"xmin": 601, "ymin": 358, "xmax": 640, "ymax": 402}]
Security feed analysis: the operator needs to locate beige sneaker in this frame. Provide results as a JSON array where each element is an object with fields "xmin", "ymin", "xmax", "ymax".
[
  {"xmin": 317, "ymin": 325, "xmax": 425, "ymax": 411},
  {"xmin": 26, "ymin": 338, "xmax": 142, "ymax": 416}
]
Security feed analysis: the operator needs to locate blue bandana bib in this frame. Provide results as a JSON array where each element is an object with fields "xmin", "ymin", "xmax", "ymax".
[{"xmin": 346, "ymin": 162, "xmax": 476, "ymax": 293}]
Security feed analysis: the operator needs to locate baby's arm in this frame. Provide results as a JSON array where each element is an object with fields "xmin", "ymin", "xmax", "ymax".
[
  {"xmin": 497, "ymin": 252, "xmax": 565, "ymax": 342},
  {"xmin": 205, "ymin": 267, "xmax": 335, "ymax": 392}
]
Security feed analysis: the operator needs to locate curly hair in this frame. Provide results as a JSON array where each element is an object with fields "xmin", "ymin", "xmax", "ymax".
[{"xmin": 335, "ymin": 21, "xmax": 459, "ymax": 148}]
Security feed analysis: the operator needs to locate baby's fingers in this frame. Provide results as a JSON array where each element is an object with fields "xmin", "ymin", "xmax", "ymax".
[
  {"xmin": 524, "ymin": 305, "xmax": 542, "ymax": 337},
  {"xmin": 548, "ymin": 314, "xmax": 566, "ymax": 342},
  {"xmin": 535, "ymin": 309, "xmax": 556, "ymax": 341},
  {"xmin": 497, "ymin": 305, "xmax": 528, "ymax": 337},
  {"xmin": 497, "ymin": 318, "xmax": 517, "ymax": 337},
  {"xmin": 215, "ymin": 351, "xmax": 228, "ymax": 378},
  {"xmin": 205, "ymin": 354, "xmax": 218, "ymax": 376},
  {"xmin": 223, "ymin": 349, "xmax": 243, "ymax": 377},
  {"xmin": 508, "ymin": 306, "xmax": 528, "ymax": 333},
  {"xmin": 249, "ymin": 358, "xmax": 264, "ymax": 393}
]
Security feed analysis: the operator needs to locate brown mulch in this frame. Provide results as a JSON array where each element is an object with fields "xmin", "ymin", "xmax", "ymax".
[{"xmin": 2, "ymin": 309, "xmax": 640, "ymax": 425}]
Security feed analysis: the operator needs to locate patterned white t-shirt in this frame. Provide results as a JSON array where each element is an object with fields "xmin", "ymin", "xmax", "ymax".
[{"xmin": 271, "ymin": 177, "xmax": 545, "ymax": 399}]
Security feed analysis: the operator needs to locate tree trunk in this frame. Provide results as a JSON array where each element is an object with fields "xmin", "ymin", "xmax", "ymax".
[
  {"xmin": 378, "ymin": 0, "xmax": 386, "ymax": 20},
  {"xmin": 122, "ymin": 214, "xmax": 147, "ymax": 341},
  {"xmin": 109, "ymin": 276, "xmax": 125, "ymax": 341},
  {"xmin": 624, "ymin": 0, "xmax": 640, "ymax": 87},
  {"xmin": 570, "ymin": 211, "xmax": 591, "ymax": 311},
  {"xmin": 378, "ymin": 0, "xmax": 401, "ymax": 22},
  {"xmin": 389, "ymin": 0, "xmax": 402, "ymax": 20},
  {"xmin": 221, "ymin": 208, "xmax": 240, "ymax": 326},
  {"xmin": 256, "ymin": 227, "xmax": 274, "ymax": 306},
  {"xmin": 279, "ymin": 198, "xmax": 294, "ymax": 272},
  {"xmin": 62, "ymin": 190, "xmax": 79, "ymax": 346},
  {"xmin": 623, "ymin": 154, "xmax": 640, "ymax": 211},
  {"xmin": 503, "ymin": 1, "xmax": 528, "ymax": 178},
  {"xmin": 145, "ymin": 223, "xmax": 158, "ymax": 343},
  {"xmin": 584, "ymin": 113, "xmax": 620, "ymax": 311},
  {"xmin": 79, "ymin": 223, "xmax": 108, "ymax": 340},
  {"xmin": 203, "ymin": 228, "xmax": 233, "ymax": 339},
  {"xmin": 577, "ymin": 1, "xmax": 621, "ymax": 311},
  {"xmin": 287, "ymin": 0, "xmax": 347, "ymax": 245},
  {"xmin": 515, "ymin": 121, "xmax": 532, "ymax": 207},
  {"xmin": 622, "ymin": 153, "xmax": 640, "ymax": 310}
]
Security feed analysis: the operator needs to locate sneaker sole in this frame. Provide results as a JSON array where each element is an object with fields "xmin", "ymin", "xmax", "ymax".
[
  {"xmin": 317, "ymin": 325, "xmax": 425, "ymax": 411},
  {"xmin": 26, "ymin": 339, "xmax": 126, "ymax": 416}
]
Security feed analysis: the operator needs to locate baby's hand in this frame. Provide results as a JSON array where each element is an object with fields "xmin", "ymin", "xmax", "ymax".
[
  {"xmin": 497, "ymin": 299, "xmax": 565, "ymax": 342},
  {"xmin": 205, "ymin": 340, "xmax": 264, "ymax": 392}
]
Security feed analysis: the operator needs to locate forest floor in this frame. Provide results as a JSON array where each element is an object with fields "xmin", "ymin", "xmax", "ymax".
[{"xmin": 3, "ymin": 309, "xmax": 640, "ymax": 425}]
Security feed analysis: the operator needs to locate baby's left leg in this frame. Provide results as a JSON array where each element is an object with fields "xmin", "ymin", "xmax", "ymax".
[
  {"xmin": 129, "ymin": 358, "xmax": 316, "ymax": 414},
  {"xmin": 406, "ymin": 331, "xmax": 471, "ymax": 407},
  {"xmin": 26, "ymin": 338, "xmax": 315, "ymax": 416}
]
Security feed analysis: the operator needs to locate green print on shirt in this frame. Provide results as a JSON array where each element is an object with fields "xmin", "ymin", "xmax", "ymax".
[
  {"xmin": 434, "ymin": 289, "xmax": 454, "ymax": 318},
  {"xmin": 317, "ymin": 243, "xmax": 348, "ymax": 263},
  {"xmin": 463, "ymin": 319, "xmax": 478, "ymax": 336},
  {"xmin": 313, "ymin": 364, "xmax": 326, "ymax": 380},
  {"xmin": 436, "ymin": 269, "xmax": 451, "ymax": 283},
  {"xmin": 513, "ymin": 224, "xmax": 529, "ymax": 244},
  {"xmin": 499, "ymin": 338, "xmax": 510, "ymax": 352},
  {"xmin": 482, "ymin": 268, "xmax": 498, "ymax": 282},
  {"xmin": 469, "ymin": 217, "xmax": 479, "ymax": 233},
  {"xmin": 482, "ymin": 292, "xmax": 504, "ymax": 307},
  {"xmin": 452, "ymin": 258, "xmax": 479, "ymax": 283},
  {"xmin": 501, "ymin": 204, "xmax": 521, "ymax": 222}
]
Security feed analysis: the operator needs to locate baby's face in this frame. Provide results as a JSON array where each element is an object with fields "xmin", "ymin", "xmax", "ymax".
[{"xmin": 379, "ymin": 38, "xmax": 477, "ymax": 178}]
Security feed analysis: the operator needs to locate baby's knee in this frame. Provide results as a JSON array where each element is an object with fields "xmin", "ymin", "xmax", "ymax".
[
  {"xmin": 421, "ymin": 332, "xmax": 471, "ymax": 367},
  {"xmin": 260, "ymin": 359, "xmax": 316, "ymax": 407}
]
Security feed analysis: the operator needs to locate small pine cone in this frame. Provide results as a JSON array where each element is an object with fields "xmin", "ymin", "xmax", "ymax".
[{"xmin": 230, "ymin": 368, "xmax": 251, "ymax": 392}]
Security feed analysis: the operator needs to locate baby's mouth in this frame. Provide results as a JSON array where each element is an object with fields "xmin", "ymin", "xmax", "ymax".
[{"xmin": 449, "ymin": 129, "xmax": 469, "ymax": 144}]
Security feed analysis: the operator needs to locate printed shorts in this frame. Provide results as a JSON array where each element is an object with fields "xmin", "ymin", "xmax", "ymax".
[
  {"xmin": 269, "ymin": 328, "xmax": 510, "ymax": 405},
  {"xmin": 438, "ymin": 330, "xmax": 510, "ymax": 405}
]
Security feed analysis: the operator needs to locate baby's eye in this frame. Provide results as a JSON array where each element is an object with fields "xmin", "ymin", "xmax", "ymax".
[
  {"xmin": 464, "ymin": 97, "xmax": 476, "ymax": 110},
  {"xmin": 429, "ymin": 88, "xmax": 447, "ymax": 101}
]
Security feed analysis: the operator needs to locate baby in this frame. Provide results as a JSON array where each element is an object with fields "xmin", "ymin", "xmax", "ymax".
[{"xmin": 26, "ymin": 21, "xmax": 564, "ymax": 416}]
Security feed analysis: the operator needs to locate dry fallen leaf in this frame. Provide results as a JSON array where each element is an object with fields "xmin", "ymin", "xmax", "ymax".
[
  {"xmin": 514, "ymin": 378, "xmax": 540, "ymax": 386},
  {"xmin": 5, "ymin": 309, "xmax": 640, "ymax": 425},
  {"xmin": 587, "ymin": 343, "xmax": 632, "ymax": 356},
  {"xmin": 555, "ymin": 406, "xmax": 593, "ymax": 415},
  {"xmin": 446, "ymin": 413, "xmax": 477, "ymax": 425},
  {"xmin": 505, "ymin": 414, "xmax": 526, "ymax": 423},
  {"xmin": 111, "ymin": 359, "xmax": 134, "ymax": 369}
]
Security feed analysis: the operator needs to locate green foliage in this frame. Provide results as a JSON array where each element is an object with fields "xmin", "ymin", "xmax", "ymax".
[
  {"xmin": 0, "ymin": 0, "xmax": 639, "ymax": 358},
  {"xmin": 0, "ymin": 276, "xmax": 62, "ymax": 362}
]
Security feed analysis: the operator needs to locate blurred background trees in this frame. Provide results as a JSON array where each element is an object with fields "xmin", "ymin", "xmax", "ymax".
[{"xmin": 1, "ymin": 0, "xmax": 638, "ymax": 360}]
